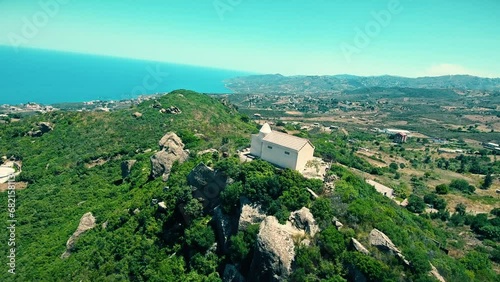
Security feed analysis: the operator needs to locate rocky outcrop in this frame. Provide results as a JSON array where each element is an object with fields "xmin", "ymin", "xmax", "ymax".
[
  {"xmin": 351, "ymin": 238, "xmax": 370, "ymax": 255},
  {"xmin": 160, "ymin": 106, "xmax": 182, "ymax": 114},
  {"xmin": 223, "ymin": 264, "xmax": 245, "ymax": 282},
  {"xmin": 369, "ymin": 229, "xmax": 409, "ymax": 266},
  {"xmin": 132, "ymin": 112, "xmax": 143, "ymax": 118},
  {"xmin": 197, "ymin": 148, "xmax": 219, "ymax": 156},
  {"xmin": 187, "ymin": 163, "xmax": 228, "ymax": 212},
  {"xmin": 289, "ymin": 207, "xmax": 320, "ymax": 238},
  {"xmin": 238, "ymin": 199, "xmax": 266, "ymax": 231},
  {"xmin": 121, "ymin": 160, "xmax": 136, "ymax": 178},
  {"xmin": 61, "ymin": 212, "xmax": 96, "ymax": 258},
  {"xmin": 214, "ymin": 206, "xmax": 237, "ymax": 253},
  {"xmin": 27, "ymin": 122, "xmax": 54, "ymax": 137},
  {"xmin": 150, "ymin": 132, "xmax": 189, "ymax": 181},
  {"xmin": 248, "ymin": 216, "xmax": 298, "ymax": 282},
  {"xmin": 430, "ymin": 263, "xmax": 446, "ymax": 282}
]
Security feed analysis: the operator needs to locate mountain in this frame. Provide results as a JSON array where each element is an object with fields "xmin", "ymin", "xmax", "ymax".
[{"xmin": 225, "ymin": 74, "xmax": 500, "ymax": 94}]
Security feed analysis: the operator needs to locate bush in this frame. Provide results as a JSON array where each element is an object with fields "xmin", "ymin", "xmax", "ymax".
[
  {"xmin": 407, "ymin": 195, "xmax": 426, "ymax": 213},
  {"xmin": 435, "ymin": 184, "xmax": 449, "ymax": 194},
  {"xmin": 450, "ymin": 179, "xmax": 475, "ymax": 194}
]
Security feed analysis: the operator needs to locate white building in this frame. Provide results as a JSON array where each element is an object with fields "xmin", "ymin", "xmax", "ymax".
[{"xmin": 250, "ymin": 123, "xmax": 315, "ymax": 171}]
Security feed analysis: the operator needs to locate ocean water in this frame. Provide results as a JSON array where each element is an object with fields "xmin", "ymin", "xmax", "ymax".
[{"xmin": 0, "ymin": 46, "xmax": 252, "ymax": 105}]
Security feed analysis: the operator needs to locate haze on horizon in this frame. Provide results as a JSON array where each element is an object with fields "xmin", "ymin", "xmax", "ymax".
[{"xmin": 0, "ymin": 0, "xmax": 499, "ymax": 78}]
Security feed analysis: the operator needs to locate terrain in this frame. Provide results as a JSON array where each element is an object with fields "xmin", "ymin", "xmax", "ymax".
[{"xmin": 0, "ymin": 89, "xmax": 498, "ymax": 281}]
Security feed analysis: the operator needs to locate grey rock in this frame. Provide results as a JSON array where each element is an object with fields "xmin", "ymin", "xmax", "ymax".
[
  {"xmin": 150, "ymin": 132, "xmax": 189, "ymax": 181},
  {"xmin": 187, "ymin": 163, "xmax": 227, "ymax": 212},
  {"xmin": 214, "ymin": 206, "xmax": 237, "ymax": 253},
  {"xmin": 352, "ymin": 238, "xmax": 370, "ymax": 255},
  {"xmin": 238, "ymin": 198, "xmax": 266, "ymax": 231},
  {"xmin": 223, "ymin": 264, "xmax": 245, "ymax": 282},
  {"xmin": 248, "ymin": 216, "xmax": 300, "ymax": 282},
  {"xmin": 289, "ymin": 207, "xmax": 320, "ymax": 237},
  {"xmin": 61, "ymin": 212, "xmax": 96, "ymax": 258},
  {"xmin": 369, "ymin": 229, "xmax": 410, "ymax": 266}
]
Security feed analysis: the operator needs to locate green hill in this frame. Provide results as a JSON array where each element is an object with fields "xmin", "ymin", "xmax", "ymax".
[{"xmin": 0, "ymin": 90, "xmax": 497, "ymax": 281}]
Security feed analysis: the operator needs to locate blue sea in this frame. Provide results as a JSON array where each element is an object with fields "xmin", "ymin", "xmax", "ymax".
[{"xmin": 0, "ymin": 46, "xmax": 253, "ymax": 105}]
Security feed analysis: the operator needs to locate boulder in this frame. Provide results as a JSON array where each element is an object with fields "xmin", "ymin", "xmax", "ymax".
[
  {"xmin": 289, "ymin": 207, "xmax": 320, "ymax": 238},
  {"xmin": 248, "ymin": 216, "xmax": 300, "ymax": 282},
  {"xmin": 38, "ymin": 122, "xmax": 54, "ymax": 133},
  {"xmin": 351, "ymin": 238, "xmax": 370, "ymax": 255},
  {"xmin": 150, "ymin": 132, "xmax": 189, "ymax": 181},
  {"xmin": 214, "ymin": 206, "xmax": 237, "ymax": 253},
  {"xmin": 430, "ymin": 263, "xmax": 446, "ymax": 282},
  {"xmin": 187, "ymin": 163, "xmax": 228, "ymax": 212},
  {"xmin": 121, "ymin": 160, "xmax": 136, "ymax": 178},
  {"xmin": 223, "ymin": 264, "xmax": 245, "ymax": 282},
  {"xmin": 238, "ymin": 199, "xmax": 266, "ymax": 231},
  {"xmin": 369, "ymin": 229, "xmax": 410, "ymax": 266},
  {"xmin": 61, "ymin": 212, "xmax": 96, "ymax": 258},
  {"xmin": 132, "ymin": 112, "xmax": 143, "ymax": 118}
]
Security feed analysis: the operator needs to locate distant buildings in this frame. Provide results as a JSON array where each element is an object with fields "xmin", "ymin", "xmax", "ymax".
[
  {"xmin": 483, "ymin": 142, "xmax": 500, "ymax": 152},
  {"xmin": 394, "ymin": 132, "xmax": 408, "ymax": 143},
  {"xmin": 250, "ymin": 123, "xmax": 315, "ymax": 171}
]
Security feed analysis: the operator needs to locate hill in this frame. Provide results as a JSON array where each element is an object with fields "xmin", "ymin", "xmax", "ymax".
[{"xmin": 0, "ymin": 90, "xmax": 497, "ymax": 281}]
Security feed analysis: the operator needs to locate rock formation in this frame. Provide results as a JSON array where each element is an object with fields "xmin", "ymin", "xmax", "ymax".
[
  {"xmin": 351, "ymin": 238, "xmax": 370, "ymax": 255},
  {"xmin": 249, "ymin": 216, "xmax": 298, "ymax": 282},
  {"xmin": 289, "ymin": 207, "xmax": 320, "ymax": 238},
  {"xmin": 159, "ymin": 106, "xmax": 182, "ymax": 114},
  {"xmin": 61, "ymin": 212, "xmax": 96, "ymax": 258},
  {"xmin": 369, "ymin": 229, "xmax": 410, "ymax": 266},
  {"xmin": 27, "ymin": 121, "xmax": 54, "ymax": 137},
  {"xmin": 121, "ymin": 160, "xmax": 136, "ymax": 178},
  {"xmin": 214, "ymin": 206, "xmax": 237, "ymax": 253},
  {"xmin": 132, "ymin": 112, "xmax": 143, "ymax": 118},
  {"xmin": 187, "ymin": 163, "xmax": 228, "ymax": 212},
  {"xmin": 223, "ymin": 264, "xmax": 245, "ymax": 282},
  {"xmin": 150, "ymin": 132, "xmax": 189, "ymax": 181},
  {"xmin": 238, "ymin": 199, "xmax": 266, "ymax": 231},
  {"xmin": 249, "ymin": 210, "xmax": 320, "ymax": 282}
]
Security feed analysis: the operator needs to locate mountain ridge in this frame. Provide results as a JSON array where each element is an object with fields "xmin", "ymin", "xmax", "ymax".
[{"xmin": 225, "ymin": 74, "xmax": 500, "ymax": 94}]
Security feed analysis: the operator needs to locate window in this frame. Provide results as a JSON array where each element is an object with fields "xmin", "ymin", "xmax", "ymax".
[
  {"xmin": 284, "ymin": 151, "xmax": 290, "ymax": 155},
  {"xmin": 267, "ymin": 146, "xmax": 273, "ymax": 149}
]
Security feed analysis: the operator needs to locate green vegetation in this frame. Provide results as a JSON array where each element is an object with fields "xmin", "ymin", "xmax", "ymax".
[{"xmin": 0, "ymin": 89, "xmax": 498, "ymax": 281}]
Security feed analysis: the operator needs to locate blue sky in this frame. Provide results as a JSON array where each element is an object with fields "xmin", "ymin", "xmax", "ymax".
[{"xmin": 0, "ymin": 0, "xmax": 499, "ymax": 77}]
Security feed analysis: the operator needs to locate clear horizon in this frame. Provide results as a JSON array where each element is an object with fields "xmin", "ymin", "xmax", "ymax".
[{"xmin": 1, "ymin": 0, "xmax": 499, "ymax": 77}]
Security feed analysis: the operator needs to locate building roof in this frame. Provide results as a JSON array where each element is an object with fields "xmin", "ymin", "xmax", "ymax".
[
  {"xmin": 260, "ymin": 123, "xmax": 272, "ymax": 134},
  {"xmin": 262, "ymin": 131, "xmax": 313, "ymax": 151}
]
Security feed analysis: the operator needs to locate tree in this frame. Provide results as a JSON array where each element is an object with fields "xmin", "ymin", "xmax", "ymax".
[
  {"xmin": 319, "ymin": 226, "xmax": 346, "ymax": 259},
  {"xmin": 449, "ymin": 179, "xmax": 475, "ymax": 194},
  {"xmin": 435, "ymin": 184, "xmax": 449, "ymax": 194},
  {"xmin": 491, "ymin": 207, "xmax": 500, "ymax": 217},
  {"xmin": 407, "ymin": 195, "xmax": 426, "ymax": 213},
  {"xmin": 481, "ymin": 173, "xmax": 493, "ymax": 189},
  {"xmin": 389, "ymin": 162, "xmax": 399, "ymax": 172},
  {"xmin": 311, "ymin": 197, "xmax": 334, "ymax": 223},
  {"xmin": 455, "ymin": 203, "xmax": 467, "ymax": 216}
]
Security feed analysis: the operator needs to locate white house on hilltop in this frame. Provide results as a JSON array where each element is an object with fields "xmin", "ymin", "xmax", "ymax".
[{"xmin": 250, "ymin": 123, "xmax": 315, "ymax": 171}]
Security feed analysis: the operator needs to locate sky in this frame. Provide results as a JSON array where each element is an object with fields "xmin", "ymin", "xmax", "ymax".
[{"xmin": 0, "ymin": 0, "xmax": 499, "ymax": 77}]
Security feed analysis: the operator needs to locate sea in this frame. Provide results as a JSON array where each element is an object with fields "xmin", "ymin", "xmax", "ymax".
[{"xmin": 0, "ymin": 46, "xmax": 253, "ymax": 105}]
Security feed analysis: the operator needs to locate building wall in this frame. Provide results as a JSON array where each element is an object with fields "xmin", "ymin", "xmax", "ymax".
[
  {"xmin": 250, "ymin": 135, "xmax": 263, "ymax": 157},
  {"xmin": 260, "ymin": 141, "xmax": 299, "ymax": 170},
  {"xmin": 295, "ymin": 143, "xmax": 315, "ymax": 171}
]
